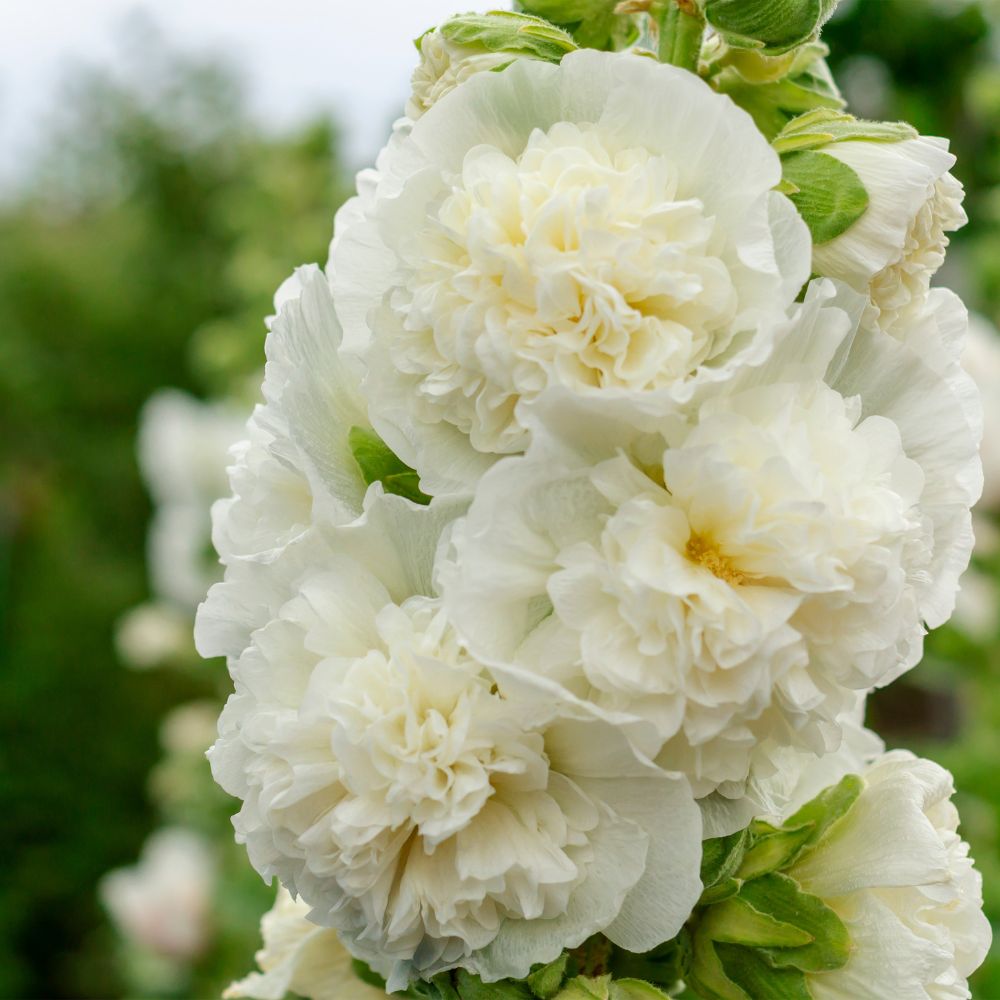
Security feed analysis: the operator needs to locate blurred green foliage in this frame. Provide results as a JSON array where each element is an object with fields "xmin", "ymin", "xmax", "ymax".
[
  {"xmin": 0, "ymin": 24, "xmax": 349, "ymax": 999},
  {"xmin": 3, "ymin": 3, "xmax": 1000, "ymax": 998}
]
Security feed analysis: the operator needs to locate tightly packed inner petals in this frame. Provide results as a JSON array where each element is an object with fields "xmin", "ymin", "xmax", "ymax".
[{"xmin": 391, "ymin": 122, "xmax": 740, "ymax": 453}]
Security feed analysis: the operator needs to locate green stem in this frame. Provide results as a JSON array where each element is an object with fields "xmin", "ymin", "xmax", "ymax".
[{"xmin": 656, "ymin": 1, "xmax": 705, "ymax": 71}]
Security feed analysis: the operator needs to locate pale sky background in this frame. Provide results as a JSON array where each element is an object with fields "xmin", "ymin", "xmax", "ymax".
[{"xmin": 0, "ymin": 0, "xmax": 468, "ymax": 191}]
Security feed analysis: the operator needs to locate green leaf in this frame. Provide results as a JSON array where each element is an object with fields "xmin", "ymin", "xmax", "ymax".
[
  {"xmin": 440, "ymin": 11, "xmax": 577, "ymax": 61},
  {"xmin": 455, "ymin": 970, "xmax": 535, "ymax": 999},
  {"xmin": 715, "ymin": 944, "xmax": 812, "ymax": 1000},
  {"xmin": 736, "ymin": 823, "xmax": 815, "ymax": 880},
  {"xmin": 699, "ymin": 877, "xmax": 742, "ymax": 906},
  {"xmin": 781, "ymin": 149, "xmax": 869, "ymax": 244},
  {"xmin": 528, "ymin": 955, "xmax": 570, "ymax": 998},
  {"xmin": 741, "ymin": 873, "xmax": 850, "ymax": 973},
  {"xmin": 772, "ymin": 108, "xmax": 919, "ymax": 153},
  {"xmin": 783, "ymin": 773, "xmax": 864, "ymax": 853},
  {"xmin": 348, "ymin": 425, "xmax": 431, "ymax": 504},
  {"xmin": 701, "ymin": 828, "xmax": 751, "ymax": 889},
  {"xmin": 702, "ymin": 0, "xmax": 841, "ymax": 55},
  {"xmin": 430, "ymin": 974, "xmax": 464, "ymax": 1000}
]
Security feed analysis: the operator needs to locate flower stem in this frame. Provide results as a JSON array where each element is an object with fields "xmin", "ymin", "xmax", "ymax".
[{"xmin": 656, "ymin": 1, "xmax": 704, "ymax": 71}]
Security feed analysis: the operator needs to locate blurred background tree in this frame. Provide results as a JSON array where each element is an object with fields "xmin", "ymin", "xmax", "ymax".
[
  {"xmin": 0, "ymin": 21, "xmax": 350, "ymax": 999},
  {"xmin": 1, "ymin": 3, "xmax": 1000, "ymax": 998}
]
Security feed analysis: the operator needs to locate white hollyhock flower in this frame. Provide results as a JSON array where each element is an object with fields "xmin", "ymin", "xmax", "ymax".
[
  {"xmin": 226, "ymin": 888, "xmax": 383, "ymax": 1000},
  {"xmin": 963, "ymin": 312, "xmax": 1000, "ymax": 510},
  {"xmin": 197, "ymin": 264, "xmax": 369, "ymax": 662},
  {"xmin": 811, "ymin": 136, "xmax": 966, "ymax": 334},
  {"xmin": 784, "ymin": 752, "xmax": 991, "ymax": 1000},
  {"xmin": 100, "ymin": 828, "xmax": 216, "ymax": 962},
  {"xmin": 138, "ymin": 390, "xmax": 247, "ymax": 609},
  {"xmin": 115, "ymin": 601, "xmax": 193, "ymax": 669},
  {"xmin": 407, "ymin": 28, "xmax": 517, "ymax": 120},
  {"xmin": 440, "ymin": 280, "xmax": 980, "ymax": 798},
  {"xmin": 210, "ymin": 491, "xmax": 701, "ymax": 990},
  {"xmin": 331, "ymin": 49, "xmax": 810, "ymax": 494}
]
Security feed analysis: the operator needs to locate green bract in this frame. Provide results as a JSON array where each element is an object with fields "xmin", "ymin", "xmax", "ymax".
[
  {"xmin": 348, "ymin": 426, "xmax": 430, "ymax": 505},
  {"xmin": 436, "ymin": 11, "xmax": 578, "ymax": 62},
  {"xmin": 515, "ymin": 0, "xmax": 639, "ymax": 50},
  {"xmin": 555, "ymin": 975, "xmax": 673, "ymax": 999},
  {"xmin": 781, "ymin": 149, "xmax": 870, "ymax": 244},
  {"xmin": 772, "ymin": 107, "xmax": 919, "ymax": 153},
  {"xmin": 699, "ymin": 0, "xmax": 841, "ymax": 55},
  {"xmin": 685, "ymin": 776, "xmax": 862, "ymax": 1000}
]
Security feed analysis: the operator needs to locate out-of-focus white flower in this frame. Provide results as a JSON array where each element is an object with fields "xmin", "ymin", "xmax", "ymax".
[
  {"xmin": 226, "ymin": 889, "xmax": 383, "ymax": 1000},
  {"xmin": 115, "ymin": 601, "xmax": 193, "ymax": 669},
  {"xmin": 100, "ymin": 828, "xmax": 216, "ymax": 962},
  {"xmin": 963, "ymin": 313, "xmax": 1000, "ymax": 510},
  {"xmin": 160, "ymin": 700, "xmax": 220, "ymax": 756},
  {"xmin": 331, "ymin": 49, "xmax": 810, "ymax": 494},
  {"xmin": 811, "ymin": 136, "xmax": 966, "ymax": 335},
  {"xmin": 407, "ymin": 28, "xmax": 517, "ymax": 120},
  {"xmin": 951, "ymin": 567, "xmax": 999, "ymax": 642},
  {"xmin": 785, "ymin": 752, "xmax": 991, "ymax": 1000},
  {"xmin": 139, "ymin": 390, "xmax": 247, "ymax": 610},
  {"xmin": 209, "ymin": 491, "xmax": 701, "ymax": 990},
  {"xmin": 196, "ymin": 264, "xmax": 369, "ymax": 663},
  {"xmin": 440, "ymin": 281, "xmax": 980, "ymax": 800}
]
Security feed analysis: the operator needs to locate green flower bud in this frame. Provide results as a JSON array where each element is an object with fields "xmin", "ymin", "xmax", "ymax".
[{"xmin": 698, "ymin": 0, "xmax": 842, "ymax": 55}]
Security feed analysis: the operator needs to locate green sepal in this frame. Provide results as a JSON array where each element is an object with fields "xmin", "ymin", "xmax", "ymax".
[
  {"xmin": 554, "ymin": 977, "xmax": 672, "ymax": 1000},
  {"xmin": 782, "ymin": 773, "xmax": 864, "ymax": 855},
  {"xmin": 773, "ymin": 108, "xmax": 919, "ymax": 153},
  {"xmin": 699, "ymin": 877, "xmax": 742, "ymax": 906},
  {"xmin": 742, "ymin": 873, "xmax": 850, "ymax": 972},
  {"xmin": 453, "ymin": 970, "xmax": 534, "ymax": 999},
  {"xmin": 701, "ymin": 828, "xmax": 751, "ymax": 890},
  {"xmin": 715, "ymin": 944, "xmax": 812, "ymax": 1000},
  {"xmin": 352, "ymin": 959, "xmax": 388, "ymax": 989},
  {"xmin": 439, "ymin": 11, "xmax": 577, "ymax": 61},
  {"xmin": 516, "ymin": 1, "xmax": 638, "ymax": 51},
  {"xmin": 686, "ymin": 934, "xmax": 750, "ymax": 1000},
  {"xmin": 528, "ymin": 955, "xmax": 571, "ymax": 998},
  {"xmin": 609, "ymin": 935, "xmax": 687, "ymax": 990},
  {"xmin": 781, "ymin": 149, "xmax": 869, "ymax": 244},
  {"xmin": 700, "ymin": 0, "xmax": 841, "ymax": 55},
  {"xmin": 348, "ymin": 425, "xmax": 431, "ymax": 505},
  {"xmin": 736, "ymin": 822, "xmax": 815, "ymax": 880},
  {"xmin": 699, "ymin": 894, "xmax": 813, "ymax": 949}
]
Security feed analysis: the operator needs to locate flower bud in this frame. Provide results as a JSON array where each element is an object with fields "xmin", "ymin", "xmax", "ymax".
[
  {"xmin": 225, "ymin": 889, "xmax": 384, "ymax": 999},
  {"xmin": 407, "ymin": 12, "xmax": 576, "ymax": 119},
  {"xmin": 687, "ymin": 753, "xmax": 991, "ymax": 999},
  {"xmin": 699, "ymin": 0, "xmax": 841, "ymax": 55},
  {"xmin": 775, "ymin": 110, "xmax": 966, "ymax": 333}
]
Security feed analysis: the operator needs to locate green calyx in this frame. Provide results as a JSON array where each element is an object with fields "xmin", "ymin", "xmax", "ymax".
[
  {"xmin": 699, "ymin": 0, "xmax": 842, "ymax": 56},
  {"xmin": 348, "ymin": 426, "xmax": 430, "ymax": 505},
  {"xmin": 434, "ymin": 11, "xmax": 578, "ymax": 62},
  {"xmin": 685, "ymin": 775, "xmax": 863, "ymax": 1000}
]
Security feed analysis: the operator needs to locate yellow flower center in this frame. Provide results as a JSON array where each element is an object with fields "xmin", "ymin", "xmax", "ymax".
[{"xmin": 685, "ymin": 532, "xmax": 746, "ymax": 586}]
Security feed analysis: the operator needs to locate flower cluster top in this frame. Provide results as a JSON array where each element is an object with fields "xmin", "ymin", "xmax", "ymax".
[{"xmin": 198, "ymin": 3, "xmax": 991, "ymax": 998}]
